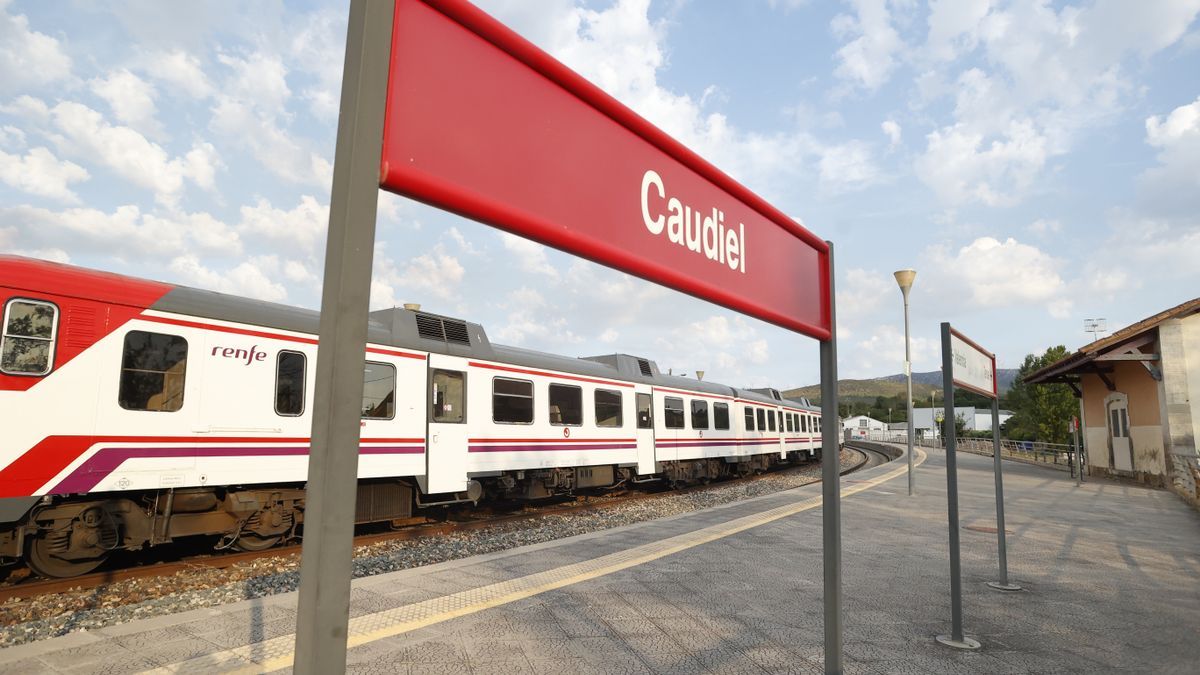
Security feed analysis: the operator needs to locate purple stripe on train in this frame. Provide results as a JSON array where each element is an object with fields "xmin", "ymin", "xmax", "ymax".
[
  {"xmin": 51, "ymin": 444, "xmax": 424, "ymax": 494},
  {"xmin": 655, "ymin": 439, "xmax": 781, "ymax": 449},
  {"xmin": 469, "ymin": 443, "xmax": 636, "ymax": 453}
]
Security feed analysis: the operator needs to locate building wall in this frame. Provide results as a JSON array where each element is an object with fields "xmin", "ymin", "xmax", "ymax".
[
  {"xmin": 1177, "ymin": 315, "xmax": 1199, "ymax": 454},
  {"xmin": 1080, "ymin": 352, "xmax": 1167, "ymax": 481}
]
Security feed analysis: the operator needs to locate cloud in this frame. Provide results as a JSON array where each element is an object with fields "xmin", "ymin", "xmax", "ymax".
[
  {"xmin": 37, "ymin": 99, "xmax": 220, "ymax": 205},
  {"xmin": 881, "ymin": 119, "xmax": 901, "ymax": 149},
  {"xmin": 237, "ymin": 195, "xmax": 329, "ymax": 260},
  {"xmin": 89, "ymin": 69, "xmax": 162, "ymax": 138},
  {"xmin": 142, "ymin": 49, "xmax": 215, "ymax": 99},
  {"xmin": 831, "ymin": 0, "xmax": 905, "ymax": 93},
  {"xmin": 844, "ymin": 323, "xmax": 937, "ymax": 379},
  {"xmin": 818, "ymin": 140, "xmax": 881, "ymax": 192},
  {"xmin": 492, "ymin": 286, "xmax": 584, "ymax": 347},
  {"xmin": 653, "ymin": 315, "xmax": 768, "ymax": 381},
  {"xmin": 1, "ymin": 203, "xmax": 242, "ymax": 259},
  {"xmin": 0, "ymin": 0, "xmax": 72, "ymax": 94},
  {"xmin": 926, "ymin": 236, "xmax": 1069, "ymax": 316},
  {"xmin": 169, "ymin": 254, "xmax": 288, "ymax": 303},
  {"xmin": 208, "ymin": 50, "xmax": 333, "ymax": 187},
  {"xmin": 500, "ymin": 232, "xmax": 560, "ymax": 279},
  {"xmin": 0, "ymin": 147, "xmax": 89, "ymax": 203},
  {"xmin": 371, "ymin": 243, "xmax": 466, "ymax": 308},
  {"xmin": 1138, "ymin": 95, "xmax": 1200, "ymax": 216},
  {"xmin": 913, "ymin": 0, "xmax": 1200, "ymax": 208}
]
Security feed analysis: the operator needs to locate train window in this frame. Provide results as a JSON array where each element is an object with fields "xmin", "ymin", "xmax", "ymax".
[
  {"xmin": 767, "ymin": 410, "xmax": 776, "ymax": 432},
  {"xmin": 549, "ymin": 383, "xmax": 582, "ymax": 426},
  {"xmin": 1, "ymin": 298, "xmax": 58, "ymax": 376},
  {"xmin": 756, "ymin": 408, "xmax": 766, "ymax": 431},
  {"xmin": 119, "ymin": 330, "xmax": 188, "ymax": 412},
  {"xmin": 430, "ymin": 369, "xmax": 464, "ymax": 422},
  {"xmin": 637, "ymin": 393, "xmax": 653, "ymax": 429},
  {"xmin": 275, "ymin": 351, "xmax": 306, "ymax": 416},
  {"xmin": 786, "ymin": 414, "xmax": 794, "ymax": 433},
  {"xmin": 714, "ymin": 402, "xmax": 730, "ymax": 430},
  {"xmin": 691, "ymin": 400, "xmax": 709, "ymax": 429},
  {"xmin": 493, "ymin": 377, "xmax": 533, "ymax": 424},
  {"xmin": 595, "ymin": 389, "xmax": 622, "ymax": 427},
  {"xmin": 664, "ymin": 396, "xmax": 685, "ymax": 429},
  {"xmin": 744, "ymin": 406, "xmax": 755, "ymax": 431},
  {"xmin": 362, "ymin": 361, "xmax": 396, "ymax": 419}
]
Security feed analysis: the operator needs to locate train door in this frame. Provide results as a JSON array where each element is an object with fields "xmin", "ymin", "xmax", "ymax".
[
  {"xmin": 634, "ymin": 386, "xmax": 655, "ymax": 475},
  {"xmin": 425, "ymin": 354, "xmax": 469, "ymax": 494},
  {"xmin": 777, "ymin": 409, "xmax": 786, "ymax": 459}
]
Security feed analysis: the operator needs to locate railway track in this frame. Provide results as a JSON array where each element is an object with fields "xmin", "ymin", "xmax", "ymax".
[{"xmin": 0, "ymin": 449, "xmax": 886, "ymax": 604}]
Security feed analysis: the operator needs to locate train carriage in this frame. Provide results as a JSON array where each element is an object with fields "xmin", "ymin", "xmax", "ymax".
[{"xmin": 0, "ymin": 256, "xmax": 822, "ymax": 577}]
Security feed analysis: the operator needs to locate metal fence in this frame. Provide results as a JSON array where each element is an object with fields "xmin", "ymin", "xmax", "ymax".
[{"xmin": 847, "ymin": 430, "xmax": 1080, "ymax": 469}]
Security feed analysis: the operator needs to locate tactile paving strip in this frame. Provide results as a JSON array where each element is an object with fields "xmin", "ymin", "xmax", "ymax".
[{"xmin": 143, "ymin": 449, "xmax": 921, "ymax": 674}]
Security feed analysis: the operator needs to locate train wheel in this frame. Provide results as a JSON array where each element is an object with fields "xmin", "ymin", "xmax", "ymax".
[
  {"xmin": 26, "ymin": 534, "xmax": 107, "ymax": 578},
  {"xmin": 231, "ymin": 534, "xmax": 281, "ymax": 552}
]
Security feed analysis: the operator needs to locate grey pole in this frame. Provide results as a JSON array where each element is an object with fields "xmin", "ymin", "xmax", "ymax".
[
  {"xmin": 294, "ymin": 2, "xmax": 394, "ymax": 673},
  {"xmin": 820, "ymin": 242, "xmax": 843, "ymax": 675},
  {"xmin": 986, "ymin": 397, "xmax": 1020, "ymax": 592},
  {"xmin": 935, "ymin": 322, "xmax": 981, "ymax": 650},
  {"xmin": 900, "ymin": 279, "xmax": 915, "ymax": 495},
  {"xmin": 1073, "ymin": 418, "xmax": 1081, "ymax": 488}
]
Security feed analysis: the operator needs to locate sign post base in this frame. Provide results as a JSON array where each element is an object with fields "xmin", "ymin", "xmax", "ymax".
[
  {"xmin": 986, "ymin": 581, "xmax": 1022, "ymax": 592},
  {"xmin": 935, "ymin": 635, "xmax": 982, "ymax": 650}
]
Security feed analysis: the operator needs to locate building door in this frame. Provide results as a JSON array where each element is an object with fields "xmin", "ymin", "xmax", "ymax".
[
  {"xmin": 1107, "ymin": 393, "xmax": 1132, "ymax": 472},
  {"xmin": 635, "ymin": 388, "xmax": 655, "ymax": 475},
  {"xmin": 425, "ymin": 356, "xmax": 469, "ymax": 494}
]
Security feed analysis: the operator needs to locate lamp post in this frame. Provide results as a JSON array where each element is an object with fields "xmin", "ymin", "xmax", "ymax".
[{"xmin": 894, "ymin": 269, "xmax": 917, "ymax": 496}]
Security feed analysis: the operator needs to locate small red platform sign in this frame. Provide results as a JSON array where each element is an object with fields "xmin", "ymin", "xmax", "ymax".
[{"xmin": 379, "ymin": 0, "xmax": 831, "ymax": 340}]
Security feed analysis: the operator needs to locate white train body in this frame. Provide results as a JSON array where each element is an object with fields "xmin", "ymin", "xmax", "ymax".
[{"xmin": 0, "ymin": 256, "xmax": 823, "ymax": 575}]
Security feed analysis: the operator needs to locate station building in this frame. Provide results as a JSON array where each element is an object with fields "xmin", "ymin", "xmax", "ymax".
[
  {"xmin": 1025, "ymin": 297, "xmax": 1200, "ymax": 501},
  {"xmin": 841, "ymin": 414, "xmax": 886, "ymax": 438},
  {"xmin": 910, "ymin": 406, "xmax": 1014, "ymax": 437}
]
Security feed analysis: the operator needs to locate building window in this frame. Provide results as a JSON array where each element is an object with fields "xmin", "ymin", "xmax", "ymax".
[
  {"xmin": 595, "ymin": 389, "xmax": 622, "ymax": 427},
  {"xmin": 714, "ymin": 402, "xmax": 730, "ymax": 430},
  {"xmin": 549, "ymin": 383, "xmax": 582, "ymax": 426},
  {"xmin": 744, "ymin": 406, "xmax": 756, "ymax": 431},
  {"xmin": 275, "ymin": 351, "xmax": 306, "ymax": 416},
  {"xmin": 664, "ymin": 396, "xmax": 685, "ymax": 429},
  {"xmin": 859, "ymin": 418, "xmax": 868, "ymax": 429},
  {"xmin": 431, "ymin": 369, "xmax": 464, "ymax": 423},
  {"xmin": 1, "ymin": 298, "xmax": 57, "ymax": 376},
  {"xmin": 493, "ymin": 377, "xmax": 533, "ymax": 424},
  {"xmin": 637, "ymin": 393, "xmax": 653, "ymax": 429},
  {"xmin": 119, "ymin": 330, "xmax": 187, "ymax": 412},
  {"xmin": 362, "ymin": 361, "xmax": 396, "ymax": 419}
]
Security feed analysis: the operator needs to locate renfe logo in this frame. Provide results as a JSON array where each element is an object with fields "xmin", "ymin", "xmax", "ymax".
[
  {"xmin": 640, "ymin": 169, "xmax": 745, "ymax": 274},
  {"xmin": 211, "ymin": 344, "xmax": 267, "ymax": 366}
]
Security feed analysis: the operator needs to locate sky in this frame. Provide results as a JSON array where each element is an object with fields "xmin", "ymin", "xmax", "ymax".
[{"xmin": 1, "ymin": 0, "xmax": 1198, "ymax": 391}]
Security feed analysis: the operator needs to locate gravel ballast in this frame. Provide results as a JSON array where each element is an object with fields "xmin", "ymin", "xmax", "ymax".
[{"xmin": 0, "ymin": 450, "xmax": 863, "ymax": 647}]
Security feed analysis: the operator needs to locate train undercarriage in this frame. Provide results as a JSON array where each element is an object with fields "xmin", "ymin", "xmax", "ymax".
[{"xmin": 0, "ymin": 451, "xmax": 815, "ymax": 579}]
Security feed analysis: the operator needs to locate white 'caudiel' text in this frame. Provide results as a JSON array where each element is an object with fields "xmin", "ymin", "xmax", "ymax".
[{"xmin": 641, "ymin": 169, "xmax": 745, "ymax": 274}]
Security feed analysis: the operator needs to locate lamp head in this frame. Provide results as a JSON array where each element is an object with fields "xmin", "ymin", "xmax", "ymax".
[{"xmin": 893, "ymin": 269, "xmax": 916, "ymax": 292}]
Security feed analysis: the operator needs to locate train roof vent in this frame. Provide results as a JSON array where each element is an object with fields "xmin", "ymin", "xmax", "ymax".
[
  {"xmin": 442, "ymin": 319, "xmax": 471, "ymax": 345},
  {"xmin": 415, "ymin": 313, "xmax": 445, "ymax": 341},
  {"xmin": 637, "ymin": 358, "xmax": 653, "ymax": 376},
  {"xmin": 772, "ymin": 389, "xmax": 782, "ymax": 401}
]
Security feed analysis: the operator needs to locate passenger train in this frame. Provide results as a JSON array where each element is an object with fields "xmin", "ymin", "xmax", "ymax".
[{"xmin": 0, "ymin": 256, "xmax": 824, "ymax": 577}]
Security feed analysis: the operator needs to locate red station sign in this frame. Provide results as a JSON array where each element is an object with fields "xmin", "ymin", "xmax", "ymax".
[{"xmin": 379, "ymin": 0, "xmax": 831, "ymax": 340}]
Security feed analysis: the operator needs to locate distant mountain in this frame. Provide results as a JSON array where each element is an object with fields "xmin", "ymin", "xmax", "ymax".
[{"xmin": 782, "ymin": 369, "xmax": 1018, "ymax": 403}]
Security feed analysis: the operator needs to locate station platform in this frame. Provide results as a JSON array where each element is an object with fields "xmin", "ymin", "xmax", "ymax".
[{"xmin": 2, "ymin": 445, "xmax": 1198, "ymax": 674}]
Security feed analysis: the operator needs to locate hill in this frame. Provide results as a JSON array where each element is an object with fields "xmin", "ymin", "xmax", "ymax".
[{"xmin": 783, "ymin": 369, "xmax": 1017, "ymax": 403}]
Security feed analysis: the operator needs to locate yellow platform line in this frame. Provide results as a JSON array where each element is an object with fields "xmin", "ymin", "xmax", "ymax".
[{"xmin": 144, "ymin": 447, "xmax": 923, "ymax": 674}]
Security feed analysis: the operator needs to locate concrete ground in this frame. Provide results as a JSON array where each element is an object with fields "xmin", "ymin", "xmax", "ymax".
[{"xmin": 1, "ymin": 444, "xmax": 1198, "ymax": 674}]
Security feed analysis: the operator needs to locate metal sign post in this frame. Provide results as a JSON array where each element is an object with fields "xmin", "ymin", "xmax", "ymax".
[
  {"xmin": 934, "ymin": 322, "xmax": 981, "ymax": 650},
  {"xmin": 820, "ymin": 244, "xmax": 842, "ymax": 675},
  {"xmin": 297, "ymin": 1, "xmax": 842, "ymax": 672},
  {"xmin": 294, "ymin": 2, "xmax": 395, "ymax": 673},
  {"xmin": 986, "ymin": 396, "xmax": 1020, "ymax": 592}
]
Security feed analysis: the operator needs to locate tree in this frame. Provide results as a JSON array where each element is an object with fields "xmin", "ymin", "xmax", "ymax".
[{"xmin": 1003, "ymin": 345, "xmax": 1076, "ymax": 444}]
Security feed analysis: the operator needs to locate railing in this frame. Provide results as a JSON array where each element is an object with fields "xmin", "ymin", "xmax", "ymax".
[{"xmin": 846, "ymin": 430, "xmax": 1081, "ymax": 469}]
